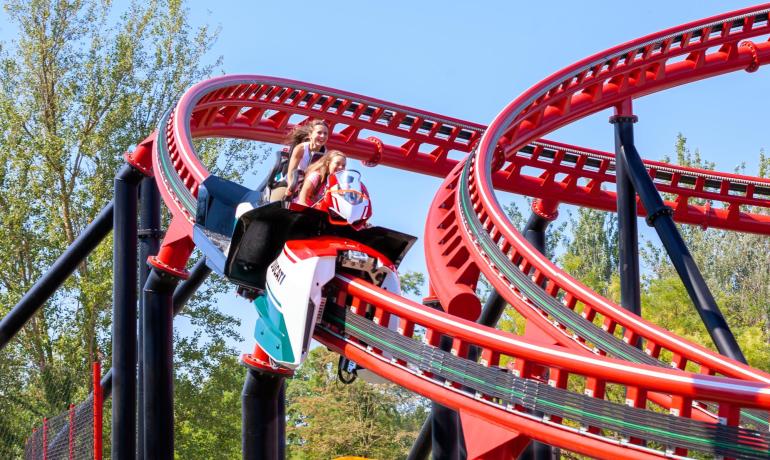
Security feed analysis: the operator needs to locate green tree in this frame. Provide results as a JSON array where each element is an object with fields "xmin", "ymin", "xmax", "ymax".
[
  {"xmin": 175, "ymin": 342, "xmax": 245, "ymax": 459},
  {"xmin": 400, "ymin": 270, "xmax": 425, "ymax": 297},
  {"xmin": 286, "ymin": 347, "xmax": 428, "ymax": 459},
  {"xmin": 0, "ymin": 0, "xmax": 259, "ymax": 455},
  {"xmin": 642, "ymin": 135, "xmax": 770, "ymax": 371},
  {"xmin": 560, "ymin": 208, "xmax": 618, "ymax": 298}
]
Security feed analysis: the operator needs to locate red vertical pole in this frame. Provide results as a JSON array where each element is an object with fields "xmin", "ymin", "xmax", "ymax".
[
  {"xmin": 69, "ymin": 403, "xmax": 75, "ymax": 459},
  {"xmin": 31, "ymin": 428, "xmax": 37, "ymax": 459},
  {"xmin": 42, "ymin": 417, "xmax": 48, "ymax": 460},
  {"xmin": 93, "ymin": 361, "xmax": 103, "ymax": 460}
]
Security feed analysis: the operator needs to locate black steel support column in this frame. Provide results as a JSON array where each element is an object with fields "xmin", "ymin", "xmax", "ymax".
[
  {"xmin": 409, "ymin": 208, "xmax": 557, "ymax": 460},
  {"xmin": 137, "ymin": 178, "xmax": 161, "ymax": 460},
  {"xmin": 409, "ymin": 291, "xmax": 508, "ymax": 460},
  {"xmin": 171, "ymin": 259, "xmax": 212, "ymax": 314},
  {"xmin": 0, "ymin": 203, "xmax": 113, "ymax": 351},
  {"xmin": 611, "ymin": 115, "xmax": 642, "ymax": 326},
  {"xmin": 522, "ymin": 213, "xmax": 548, "ymax": 255},
  {"xmin": 475, "ymin": 293, "xmax": 507, "ymax": 335},
  {"xmin": 111, "ymin": 257, "xmax": 210, "ymax": 399},
  {"xmin": 431, "ymin": 403, "xmax": 461, "ymax": 460},
  {"xmin": 242, "ymin": 369, "xmax": 286, "ymax": 460},
  {"xmin": 519, "ymin": 208, "xmax": 554, "ymax": 460},
  {"xmin": 407, "ymin": 419, "xmax": 433, "ymax": 460},
  {"xmin": 113, "ymin": 164, "xmax": 144, "ymax": 460},
  {"xmin": 113, "ymin": 257, "xmax": 211, "ymax": 398},
  {"xmin": 431, "ymin": 336, "xmax": 462, "ymax": 460},
  {"xmin": 143, "ymin": 268, "xmax": 181, "ymax": 460},
  {"xmin": 614, "ymin": 118, "xmax": 746, "ymax": 363},
  {"xmin": 276, "ymin": 377, "xmax": 286, "ymax": 456}
]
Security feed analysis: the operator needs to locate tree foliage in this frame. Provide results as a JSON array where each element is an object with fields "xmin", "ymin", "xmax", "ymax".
[
  {"xmin": 175, "ymin": 344, "xmax": 244, "ymax": 459},
  {"xmin": 0, "ymin": 2, "xmax": 443, "ymax": 458},
  {"xmin": 399, "ymin": 270, "xmax": 426, "ymax": 298},
  {"xmin": 553, "ymin": 132, "xmax": 770, "ymax": 373},
  {"xmin": 560, "ymin": 208, "xmax": 618, "ymax": 298},
  {"xmin": 0, "ymin": 0, "xmax": 258, "ymax": 455},
  {"xmin": 285, "ymin": 347, "xmax": 428, "ymax": 459},
  {"xmin": 641, "ymin": 134, "xmax": 770, "ymax": 371}
]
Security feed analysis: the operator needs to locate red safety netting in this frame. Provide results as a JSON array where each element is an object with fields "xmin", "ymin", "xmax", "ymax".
[{"xmin": 21, "ymin": 363, "xmax": 103, "ymax": 460}]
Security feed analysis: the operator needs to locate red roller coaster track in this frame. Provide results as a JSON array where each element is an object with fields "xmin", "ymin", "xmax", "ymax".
[{"xmin": 124, "ymin": 3, "xmax": 770, "ymax": 458}]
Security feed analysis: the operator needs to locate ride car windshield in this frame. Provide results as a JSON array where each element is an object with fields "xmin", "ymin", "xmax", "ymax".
[{"xmin": 333, "ymin": 170, "xmax": 365, "ymax": 204}]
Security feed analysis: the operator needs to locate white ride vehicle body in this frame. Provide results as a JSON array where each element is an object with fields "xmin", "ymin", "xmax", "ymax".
[{"xmin": 255, "ymin": 237, "xmax": 401, "ymax": 370}]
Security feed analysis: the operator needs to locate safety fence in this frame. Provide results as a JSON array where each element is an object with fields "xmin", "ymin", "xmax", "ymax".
[{"xmin": 1, "ymin": 363, "xmax": 103, "ymax": 460}]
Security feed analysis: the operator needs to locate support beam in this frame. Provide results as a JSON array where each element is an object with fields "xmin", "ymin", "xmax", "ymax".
[
  {"xmin": 406, "ymin": 418, "xmax": 432, "ymax": 460},
  {"xmin": 143, "ymin": 268, "xmax": 182, "ymax": 460},
  {"xmin": 519, "ymin": 203, "xmax": 555, "ymax": 460},
  {"xmin": 242, "ymin": 368, "xmax": 286, "ymax": 460},
  {"xmin": 611, "ymin": 114, "xmax": 642, "ymax": 328},
  {"xmin": 137, "ymin": 178, "xmax": 161, "ymax": 460},
  {"xmin": 111, "ymin": 257, "xmax": 211, "ymax": 396},
  {"xmin": 409, "ymin": 205, "xmax": 558, "ymax": 460},
  {"xmin": 172, "ymin": 259, "xmax": 213, "ymax": 312},
  {"xmin": 112, "ymin": 164, "xmax": 144, "ymax": 460},
  {"xmin": 614, "ymin": 117, "xmax": 746, "ymax": 363},
  {"xmin": 0, "ymin": 203, "xmax": 113, "ymax": 351},
  {"xmin": 431, "ymin": 336, "xmax": 463, "ymax": 460},
  {"xmin": 522, "ymin": 205, "xmax": 553, "ymax": 255}
]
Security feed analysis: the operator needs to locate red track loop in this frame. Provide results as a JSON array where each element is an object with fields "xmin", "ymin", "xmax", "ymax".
[
  {"xmin": 150, "ymin": 75, "xmax": 488, "ymax": 272},
  {"xmin": 428, "ymin": 4, "xmax": 770, "ymax": 391},
  {"xmin": 318, "ymin": 274, "xmax": 770, "ymax": 458},
  {"xmin": 154, "ymin": 70, "xmax": 770, "ymax": 273}
]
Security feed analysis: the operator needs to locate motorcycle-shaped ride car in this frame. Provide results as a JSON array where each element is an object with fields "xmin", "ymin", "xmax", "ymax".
[{"xmin": 193, "ymin": 169, "xmax": 415, "ymax": 380}]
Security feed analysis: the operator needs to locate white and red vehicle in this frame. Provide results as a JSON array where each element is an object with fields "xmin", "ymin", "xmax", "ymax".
[
  {"xmin": 216, "ymin": 170, "xmax": 415, "ymax": 372},
  {"xmin": 252, "ymin": 237, "xmax": 400, "ymax": 370}
]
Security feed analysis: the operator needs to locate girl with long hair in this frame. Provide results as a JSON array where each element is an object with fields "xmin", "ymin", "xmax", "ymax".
[
  {"xmin": 296, "ymin": 150, "xmax": 347, "ymax": 206},
  {"xmin": 268, "ymin": 119, "xmax": 329, "ymax": 201}
]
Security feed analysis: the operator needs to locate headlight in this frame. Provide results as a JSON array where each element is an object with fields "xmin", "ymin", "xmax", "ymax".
[
  {"xmin": 337, "ymin": 250, "xmax": 376, "ymax": 273},
  {"xmin": 343, "ymin": 191, "xmax": 364, "ymax": 205}
]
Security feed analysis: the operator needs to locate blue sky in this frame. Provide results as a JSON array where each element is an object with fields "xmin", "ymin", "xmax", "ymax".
[{"xmin": 3, "ymin": 1, "xmax": 768, "ymax": 347}]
